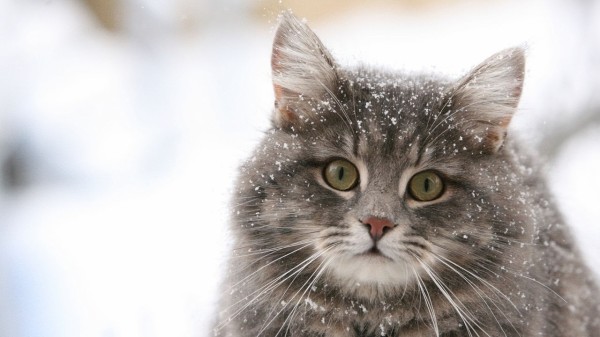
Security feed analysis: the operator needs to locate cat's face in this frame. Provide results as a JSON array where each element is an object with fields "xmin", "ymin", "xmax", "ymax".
[
  {"xmin": 233, "ymin": 13, "xmax": 526, "ymax": 298},
  {"xmin": 280, "ymin": 77, "xmax": 464, "ymax": 290}
]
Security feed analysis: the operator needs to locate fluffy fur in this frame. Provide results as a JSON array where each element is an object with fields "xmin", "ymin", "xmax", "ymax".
[{"xmin": 214, "ymin": 12, "xmax": 600, "ymax": 337}]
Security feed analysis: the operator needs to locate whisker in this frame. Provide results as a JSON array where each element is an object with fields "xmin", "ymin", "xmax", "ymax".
[
  {"xmin": 316, "ymin": 79, "xmax": 355, "ymax": 134},
  {"xmin": 431, "ymin": 254, "xmax": 518, "ymax": 337},
  {"xmin": 517, "ymin": 274, "xmax": 567, "ymax": 304},
  {"xmin": 411, "ymin": 265, "xmax": 440, "ymax": 337},
  {"xmin": 278, "ymin": 253, "xmax": 334, "ymax": 336},
  {"xmin": 257, "ymin": 245, "xmax": 336, "ymax": 336},
  {"xmin": 426, "ymin": 97, "xmax": 506, "ymax": 140},
  {"xmin": 433, "ymin": 253, "xmax": 522, "ymax": 316},
  {"xmin": 414, "ymin": 256, "xmax": 486, "ymax": 337},
  {"xmin": 227, "ymin": 242, "xmax": 314, "ymax": 290},
  {"xmin": 217, "ymin": 247, "xmax": 323, "ymax": 329}
]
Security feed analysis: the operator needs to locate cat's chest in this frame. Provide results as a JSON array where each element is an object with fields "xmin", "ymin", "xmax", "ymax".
[{"xmin": 298, "ymin": 293, "xmax": 419, "ymax": 337}]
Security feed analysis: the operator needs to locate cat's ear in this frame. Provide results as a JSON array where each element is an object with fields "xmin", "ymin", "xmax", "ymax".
[
  {"xmin": 271, "ymin": 12, "xmax": 339, "ymax": 129},
  {"xmin": 448, "ymin": 47, "xmax": 525, "ymax": 153}
]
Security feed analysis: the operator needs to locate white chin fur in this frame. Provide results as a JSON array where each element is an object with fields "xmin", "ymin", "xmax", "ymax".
[{"xmin": 329, "ymin": 255, "xmax": 414, "ymax": 288}]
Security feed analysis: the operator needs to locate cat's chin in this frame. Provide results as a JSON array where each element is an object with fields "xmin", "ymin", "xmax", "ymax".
[{"xmin": 328, "ymin": 254, "xmax": 415, "ymax": 298}]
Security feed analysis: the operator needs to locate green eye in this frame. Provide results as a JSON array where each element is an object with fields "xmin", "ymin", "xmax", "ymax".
[
  {"xmin": 323, "ymin": 159, "xmax": 359, "ymax": 191},
  {"xmin": 408, "ymin": 171, "xmax": 444, "ymax": 201}
]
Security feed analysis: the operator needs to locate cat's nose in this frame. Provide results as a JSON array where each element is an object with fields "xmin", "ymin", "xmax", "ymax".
[{"xmin": 361, "ymin": 216, "xmax": 395, "ymax": 241}]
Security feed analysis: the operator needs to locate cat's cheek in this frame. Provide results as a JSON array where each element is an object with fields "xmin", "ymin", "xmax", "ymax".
[{"xmin": 319, "ymin": 214, "xmax": 372, "ymax": 253}]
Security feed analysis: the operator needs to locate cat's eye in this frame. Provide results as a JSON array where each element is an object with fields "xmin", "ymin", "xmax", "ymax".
[
  {"xmin": 408, "ymin": 171, "xmax": 444, "ymax": 201},
  {"xmin": 323, "ymin": 159, "xmax": 359, "ymax": 191}
]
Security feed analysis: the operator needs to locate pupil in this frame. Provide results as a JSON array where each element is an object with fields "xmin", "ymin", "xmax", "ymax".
[
  {"xmin": 338, "ymin": 167, "xmax": 345, "ymax": 181},
  {"xmin": 424, "ymin": 178, "xmax": 430, "ymax": 192}
]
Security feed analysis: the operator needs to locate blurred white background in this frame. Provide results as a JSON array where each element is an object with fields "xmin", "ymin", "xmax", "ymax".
[{"xmin": 0, "ymin": 0, "xmax": 599, "ymax": 336}]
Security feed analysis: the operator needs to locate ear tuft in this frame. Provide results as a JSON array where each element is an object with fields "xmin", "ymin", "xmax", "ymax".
[
  {"xmin": 450, "ymin": 47, "xmax": 525, "ymax": 153},
  {"xmin": 271, "ymin": 11, "xmax": 339, "ymax": 129}
]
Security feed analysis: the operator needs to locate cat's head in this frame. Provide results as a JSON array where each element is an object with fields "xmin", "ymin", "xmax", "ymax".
[{"xmin": 234, "ymin": 12, "xmax": 527, "ymax": 298}]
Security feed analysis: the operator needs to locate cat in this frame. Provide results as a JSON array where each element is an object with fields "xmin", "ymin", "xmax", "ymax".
[{"xmin": 213, "ymin": 12, "xmax": 600, "ymax": 337}]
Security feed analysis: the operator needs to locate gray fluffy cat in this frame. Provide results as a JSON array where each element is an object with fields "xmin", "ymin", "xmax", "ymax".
[{"xmin": 214, "ymin": 12, "xmax": 600, "ymax": 337}]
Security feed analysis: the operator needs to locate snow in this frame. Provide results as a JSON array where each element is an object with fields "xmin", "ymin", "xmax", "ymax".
[{"xmin": 0, "ymin": 0, "xmax": 598, "ymax": 337}]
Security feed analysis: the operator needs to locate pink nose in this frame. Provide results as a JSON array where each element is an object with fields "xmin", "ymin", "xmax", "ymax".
[{"xmin": 361, "ymin": 217, "xmax": 395, "ymax": 241}]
